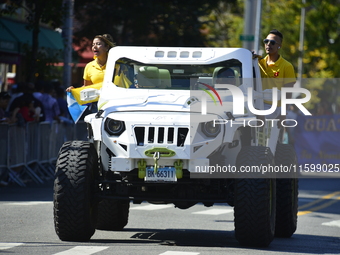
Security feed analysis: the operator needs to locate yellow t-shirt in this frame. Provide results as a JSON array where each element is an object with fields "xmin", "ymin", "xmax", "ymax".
[
  {"xmin": 83, "ymin": 59, "xmax": 106, "ymax": 84},
  {"xmin": 258, "ymin": 55, "xmax": 296, "ymax": 105}
]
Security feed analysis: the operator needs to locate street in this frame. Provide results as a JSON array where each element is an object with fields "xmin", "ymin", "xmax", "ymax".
[{"xmin": 0, "ymin": 178, "xmax": 339, "ymax": 255}]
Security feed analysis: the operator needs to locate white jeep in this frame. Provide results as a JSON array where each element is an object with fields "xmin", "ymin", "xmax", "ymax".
[{"xmin": 53, "ymin": 46, "xmax": 298, "ymax": 247}]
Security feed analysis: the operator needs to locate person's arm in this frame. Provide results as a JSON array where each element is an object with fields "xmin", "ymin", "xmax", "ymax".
[
  {"xmin": 65, "ymin": 86, "xmax": 74, "ymax": 92},
  {"xmin": 84, "ymin": 79, "xmax": 93, "ymax": 86}
]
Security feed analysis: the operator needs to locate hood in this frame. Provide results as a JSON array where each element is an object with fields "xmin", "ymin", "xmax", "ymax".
[{"xmin": 97, "ymin": 86, "xmax": 246, "ymax": 116}]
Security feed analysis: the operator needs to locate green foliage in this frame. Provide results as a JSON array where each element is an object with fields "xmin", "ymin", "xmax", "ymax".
[
  {"xmin": 201, "ymin": 0, "xmax": 340, "ymax": 111},
  {"xmin": 201, "ymin": 0, "xmax": 244, "ymax": 47},
  {"xmin": 73, "ymin": 0, "xmax": 221, "ymax": 48},
  {"xmin": 260, "ymin": 0, "xmax": 340, "ymax": 112},
  {"xmin": 261, "ymin": 0, "xmax": 340, "ymax": 78}
]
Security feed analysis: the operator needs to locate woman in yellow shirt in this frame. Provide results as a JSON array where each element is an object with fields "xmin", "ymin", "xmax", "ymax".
[{"xmin": 66, "ymin": 34, "xmax": 115, "ymax": 92}]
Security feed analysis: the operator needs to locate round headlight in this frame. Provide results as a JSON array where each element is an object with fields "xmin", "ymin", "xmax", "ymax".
[
  {"xmin": 201, "ymin": 121, "xmax": 221, "ymax": 137},
  {"xmin": 104, "ymin": 118, "xmax": 125, "ymax": 136}
]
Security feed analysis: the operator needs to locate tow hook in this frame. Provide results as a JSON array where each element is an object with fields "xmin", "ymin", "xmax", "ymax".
[{"xmin": 153, "ymin": 151, "xmax": 160, "ymax": 173}]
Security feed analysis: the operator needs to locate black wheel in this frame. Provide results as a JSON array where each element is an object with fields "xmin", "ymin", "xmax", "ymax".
[
  {"xmin": 53, "ymin": 141, "xmax": 99, "ymax": 241},
  {"xmin": 234, "ymin": 146, "xmax": 276, "ymax": 247},
  {"xmin": 96, "ymin": 199, "xmax": 130, "ymax": 230},
  {"xmin": 275, "ymin": 143, "xmax": 298, "ymax": 237}
]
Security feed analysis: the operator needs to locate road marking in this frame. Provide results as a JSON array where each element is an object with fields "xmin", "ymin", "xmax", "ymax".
[
  {"xmin": 53, "ymin": 246, "xmax": 109, "ymax": 255},
  {"xmin": 6, "ymin": 201, "xmax": 52, "ymax": 206},
  {"xmin": 131, "ymin": 204, "xmax": 173, "ymax": 210},
  {"xmin": 298, "ymin": 198, "xmax": 314, "ymax": 202},
  {"xmin": 0, "ymin": 242, "xmax": 23, "ymax": 250},
  {"xmin": 298, "ymin": 191, "xmax": 340, "ymax": 216},
  {"xmin": 299, "ymin": 191, "xmax": 340, "ymax": 210},
  {"xmin": 192, "ymin": 208, "xmax": 233, "ymax": 215},
  {"xmin": 159, "ymin": 251, "xmax": 200, "ymax": 255},
  {"xmin": 322, "ymin": 220, "xmax": 340, "ymax": 228}
]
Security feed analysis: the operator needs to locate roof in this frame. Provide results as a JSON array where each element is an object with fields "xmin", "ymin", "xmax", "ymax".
[{"xmin": 107, "ymin": 46, "xmax": 252, "ymax": 65}]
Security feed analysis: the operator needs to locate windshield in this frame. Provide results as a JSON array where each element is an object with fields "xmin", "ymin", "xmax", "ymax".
[{"xmin": 112, "ymin": 58, "xmax": 242, "ymax": 90}]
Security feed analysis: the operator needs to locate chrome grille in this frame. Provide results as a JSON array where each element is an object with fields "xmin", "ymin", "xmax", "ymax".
[{"xmin": 134, "ymin": 126, "xmax": 188, "ymax": 147}]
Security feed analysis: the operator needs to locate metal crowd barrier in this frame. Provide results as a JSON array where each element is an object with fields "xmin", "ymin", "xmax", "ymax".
[{"xmin": 0, "ymin": 121, "xmax": 88, "ymax": 186}]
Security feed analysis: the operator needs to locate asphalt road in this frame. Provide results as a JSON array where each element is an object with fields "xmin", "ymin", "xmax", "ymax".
[{"xmin": 0, "ymin": 177, "xmax": 339, "ymax": 255}]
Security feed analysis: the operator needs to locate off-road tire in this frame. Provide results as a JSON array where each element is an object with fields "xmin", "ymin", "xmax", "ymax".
[
  {"xmin": 96, "ymin": 199, "xmax": 130, "ymax": 230},
  {"xmin": 274, "ymin": 143, "xmax": 298, "ymax": 237},
  {"xmin": 234, "ymin": 146, "xmax": 276, "ymax": 247},
  {"xmin": 53, "ymin": 141, "xmax": 99, "ymax": 241}
]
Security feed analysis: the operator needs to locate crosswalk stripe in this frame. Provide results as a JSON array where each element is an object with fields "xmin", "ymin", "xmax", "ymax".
[
  {"xmin": 131, "ymin": 204, "xmax": 173, "ymax": 210},
  {"xmin": 6, "ymin": 201, "xmax": 52, "ymax": 206},
  {"xmin": 192, "ymin": 208, "xmax": 233, "ymax": 215},
  {"xmin": 0, "ymin": 242, "xmax": 23, "ymax": 250},
  {"xmin": 159, "ymin": 251, "xmax": 200, "ymax": 255},
  {"xmin": 53, "ymin": 246, "xmax": 109, "ymax": 255},
  {"xmin": 322, "ymin": 220, "xmax": 340, "ymax": 228}
]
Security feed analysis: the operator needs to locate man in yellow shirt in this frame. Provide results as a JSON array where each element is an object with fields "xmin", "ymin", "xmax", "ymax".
[{"xmin": 258, "ymin": 29, "xmax": 296, "ymax": 120}]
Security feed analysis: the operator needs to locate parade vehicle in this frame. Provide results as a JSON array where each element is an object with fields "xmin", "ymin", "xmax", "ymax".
[{"xmin": 53, "ymin": 46, "xmax": 298, "ymax": 247}]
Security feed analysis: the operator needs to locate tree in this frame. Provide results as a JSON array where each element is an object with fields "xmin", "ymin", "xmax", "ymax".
[
  {"xmin": 0, "ymin": 0, "xmax": 65, "ymax": 82},
  {"xmin": 72, "ymin": 0, "xmax": 223, "ymax": 50},
  {"xmin": 200, "ymin": 0, "xmax": 243, "ymax": 47}
]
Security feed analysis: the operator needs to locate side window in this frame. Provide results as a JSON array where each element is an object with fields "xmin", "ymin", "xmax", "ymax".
[
  {"xmin": 212, "ymin": 64, "xmax": 242, "ymax": 88},
  {"xmin": 112, "ymin": 62, "xmax": 134, "ymax": 88},
  {"xmin": 135, "ymin": 66, "xmax": 172, "ymax": 89}
]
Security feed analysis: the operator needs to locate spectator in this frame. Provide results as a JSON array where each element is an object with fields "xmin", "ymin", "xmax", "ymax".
[
  {"xmin": 55, "ymin": 86, "xmax": 73, "ymax": 124},
  {"xmin": 33, "ymin": 80, "xmax": 44, "ymax": 99},
  {"xmin": 6, "ymin": 82, "xmax": 24, "ymax": 112},
  {"xmin": 34, "ymin": 81, "xmax": 60, "ymax": 123},
  {"xmin": 8, "ymin": 82, "xmax": 45, "ymax": 124},
  {"xmin": 316, "ymin": 102, "xmax": 333, "ymax": 115},
  {"xmin": 13, "ymin": 98, "xmax": 35, "ymax": 123},
  {"xmin": 0, "ymin": 92, "xmax": 11, "ymax": 123}
]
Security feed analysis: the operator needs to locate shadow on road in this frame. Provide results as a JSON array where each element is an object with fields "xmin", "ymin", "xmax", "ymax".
[{"xmin": 90, "ymin": 227, "xmax": 340, "ymax": 254}]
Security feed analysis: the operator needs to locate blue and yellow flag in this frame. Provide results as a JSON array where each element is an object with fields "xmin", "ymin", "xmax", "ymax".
[{"xmin": 66, "ymin": 92, "xmax": 88, "ymax": 123}]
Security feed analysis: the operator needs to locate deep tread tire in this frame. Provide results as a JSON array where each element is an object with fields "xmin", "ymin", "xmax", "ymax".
[
  {"xmin": 234, "ymin": 146, "xmax": 276, "ymax": 247},
  {"xmin": 53, "ymin": 141, "xmax": 99, "ymax": 241},
  {"xmin": 96, "ymin": 199, "xmax": 130, "ymax": 230},
  {"xmin": 275, "ymin": 143, "xmax": 298, "ymax": 237}
]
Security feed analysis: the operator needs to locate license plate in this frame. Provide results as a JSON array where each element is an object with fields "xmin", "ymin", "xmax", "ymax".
[{"xmin": 144, "ymin": 167, "xmax": 177, "ymax": 182}]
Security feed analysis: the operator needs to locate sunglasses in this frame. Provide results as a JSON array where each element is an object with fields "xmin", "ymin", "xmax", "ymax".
[
  {"xmin": 217, "ymin": 76, "xmax": 235, "ymax": 79},
  {"xmin": 263, "ymin": 39, "xmax": 277, "ymax": 46}
]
